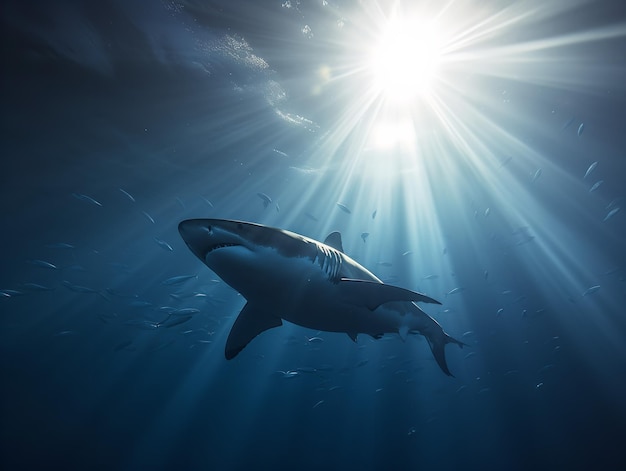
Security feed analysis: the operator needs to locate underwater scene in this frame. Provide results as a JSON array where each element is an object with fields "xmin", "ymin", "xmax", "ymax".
[{"xmin": 1, "ymin": 1, "xmax": 626, "ymax": 470}]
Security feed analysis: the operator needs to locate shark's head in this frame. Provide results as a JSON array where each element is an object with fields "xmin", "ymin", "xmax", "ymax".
[
  {"xmin": 179, "ymin": 219, "xmax": 323, "ymax": 299},
  {"xmin": 178, "ymin": 218, "xmax": 318, "ymax": 272},
  {"xmin": 178, "ymin": 219, "xmax": 256, "ymax": 263}
]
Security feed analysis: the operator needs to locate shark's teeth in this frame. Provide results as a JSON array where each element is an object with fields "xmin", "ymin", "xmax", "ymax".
[{"xmin": 207, "ymin": 243, "xmax": 240, "ymax": 254}]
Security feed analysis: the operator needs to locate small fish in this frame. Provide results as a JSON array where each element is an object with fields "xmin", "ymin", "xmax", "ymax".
[
  {"xmin": 161, "ymin": 274, "xmax": 197, "ymax": 286},
  {"xmin": 54, "ymin": 330, "xmax": 79, "ymax": 337},
  {"xmin": 561, "ymin": 116, "xmax": 574, "ymax": 130},
  {"xmin": 1, "ymin": 289, "xmax": 24, "ymax": 297},
  {"xmin": 498, "ymin": 156, "xmax": 512, "ymax": 168},
  {"xmin": 336, "ymin": 202, "xmax": 351, "ymax": 214},
  {"xmin": 257, "ymin": 193, "xmax": 272, "ymax": 208},
  {"xmin": 372, "ymin": 209, "xmax": 377, "ymax": 219},
  {"xmin": 306, "ymin": 336, "xmax": 324, "ymax": 343},
  {"xmin": 65, "ymin": 264, "xmax": 86, "ymax": 272},
  {"xmin": 423, "ymin": 274, "xmax": 438, "ymax": 280},
  {"xmin": 276, "ymin": 370, "xmax": 299, "ymax": 378},
  {"xmin": 305, "ymin": 212, "xmax": 318, "ymax": 221},
  {"xmin": 154, "ymin": 237, "xmax": 173, "ymax": 251},
  {"xmin": 484, "ymin": 207, "xmax": 490, "ymax": 217},
  {"xmin": 20, "ymin": 283, "xmax": 55, "ymax": 291},
  {"xmin": 142, "ymin": 211, "xmax": 155, "ymax": 224},
  {"xmin": 376, "ymin": 261, "xmax": 392, "ymax": 267},
  {"xmin": 61, "ymin": 280, "xmax": 97, "ymax": 294},
  {"xmin": 176, "ymin": 197, "xmax": 185, "ymax": 209},
  {"xmin": 539, "ymin": 364, "xmax": 556, "ymax": 374},
  {"xmin": 496, "ymin": 308, "xmax": 504, "ymax": 317},
  {"xmin": 602, "ymin": 267, "xmax": 621, "ymax": 277},
  {"xmin": 169, "ymin": 292, "xmax": 207, "ymax": 300},
  {"xmin": 157, "ymin": 306, "xmax": 177, "ymax": 314},
  {"xmin": 45, "ymin": 242, "xmax": 74, "ymax": 249},
  {"xmin": 313, "ymin": 400, "xmax": 324, "ymax": 409},
  {"xmin": 462, "ymin": 331, "xmax": 474, "ymax": 338},
  {"xmin": 577, "ymin": 123, "xmax": 584, "ymax": 137},
  {"xmin": 402, "ymin": 251, "xmax": 412, "ymax": 257},
  {"xmin": 27, "ymin": 259, "xmax": 57, "ymax": 269},
  {"xmin": 172, "ymin": 307, "xmax": 201, "ymax": 316},
  {"xmin": 531, "ymin": 168, "xmax": 542, "ymax": 184},
  {"xmin": 119, "ymin": 188, "xmax": 135, "ymax": 202},
  {"xmin": 129, "ymin": 300, "xmax": 152, "ymax": 308},
  {"xmin": 583, "ymin": 162, "xmax": 598, "ymax": 179},
  {"xmin": 275, "ymin": 203, "xmax": 280, "ymax": 213},
  {"xmin": 361, "ymin": 232, "xmax": 369, "ymax": 242},
  {"xmin": 464, "ymin": 352, "xmax": 476, "ymax": 359},
  {"xmin": 72, "ymin": 193, "xmax": 102, "ymax": 206},
  {"xmin": 446, "ymin": 287, "xmax": 464, "ymax": 297},
  {"xmin": 297, "ymin": 366, "xmax": 318, "ymax": 374},
  {"xmin": 607, "ymin": 197, "xmax": 623, "ymax": 210},
  {"xmin": 125, "ymin": 319, "xmax": 159, "ymax": 330},
  {"xmin": 582, "ymin": 285, "xmax": 600, "ymax": 297},
  {"xmin": 603, "ymin": 207, "xmax": 620, "ymax": 222},
  {"xmin": 160, "ymin": 315, "xmax": 193, "ymax": 328},
  {"xmin": 273, "ymin": 148, "xmax": 289, "ymax": 158},
  {"xmin": 589, "ymin": 180, "xmax": 603, "ymax": 193},
  {"xmin": 202, "ymin": 197, "xmax": 214, "ymax": 208}
]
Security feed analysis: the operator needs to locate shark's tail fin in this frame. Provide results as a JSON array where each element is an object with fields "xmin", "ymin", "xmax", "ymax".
[{"xmin": 425, "ymin": 330, "xmax": 467, "ymax": 377}]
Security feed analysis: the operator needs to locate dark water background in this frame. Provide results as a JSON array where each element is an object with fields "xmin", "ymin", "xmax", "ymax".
[{"xmin": 2, "ymin": 1, "xmax": 626, "ymax": 470}]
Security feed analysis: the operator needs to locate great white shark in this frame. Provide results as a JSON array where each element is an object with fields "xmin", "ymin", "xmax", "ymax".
[{"xmin": 178, "ymin": 219, "xmax": 466, "ymax": 376}]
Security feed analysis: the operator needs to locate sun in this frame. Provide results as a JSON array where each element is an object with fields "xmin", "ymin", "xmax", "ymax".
[{"xmin": 368, "ymin": 17, "xmax": 444, "ymax": 103}]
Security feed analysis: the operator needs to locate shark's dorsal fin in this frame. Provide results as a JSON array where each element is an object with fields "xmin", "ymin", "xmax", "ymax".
[
  {"xmin": 324, "ymin": 231, "xmax": 344, "ymax": 253},
  {"xmin": 225, "ymin": 302, "xmax": 283, "ymax": 360},
  {"xmin": 347, "ymin": 332, "xmax": 358, "ymax": 342},
  {"xmin": 339, "ymin": 279, "xmax": 442, "ymax": 310}
]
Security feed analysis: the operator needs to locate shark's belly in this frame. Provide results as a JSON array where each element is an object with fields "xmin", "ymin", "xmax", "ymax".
[
  {"xmin": 212, "ymin": 250, "xmax": 414, "ymax": 336},
  {"xmin": 278, "ymin": 277, "xmax": 405, "ymax": 335}
]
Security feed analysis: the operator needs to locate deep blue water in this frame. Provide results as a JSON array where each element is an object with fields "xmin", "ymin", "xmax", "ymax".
[{"xmin": 2, "ymin": 1, "xmax": 626, "ymax": 470}]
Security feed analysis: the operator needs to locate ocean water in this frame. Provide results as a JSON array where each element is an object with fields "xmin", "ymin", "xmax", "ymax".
[{"xmin": 1, "ymin": 1, "xmax": 626, "ymax": 470}]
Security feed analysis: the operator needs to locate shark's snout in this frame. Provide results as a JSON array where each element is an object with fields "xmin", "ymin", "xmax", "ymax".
[{"xmin": 178, "ymin": 219, "xmax": 214, "ymax": 261}]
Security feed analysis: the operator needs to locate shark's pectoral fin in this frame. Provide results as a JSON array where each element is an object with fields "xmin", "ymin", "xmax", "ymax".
[
  {"xmin": 339, "ymin": 279, "xmax": 442, "ymax": 310},
  {"xmin": 225, "ymin": 302, "xmax": 283, "ymax": 360}
]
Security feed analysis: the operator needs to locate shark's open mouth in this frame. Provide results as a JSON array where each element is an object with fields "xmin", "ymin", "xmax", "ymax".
[{"xmin": 207, "ymin": 243, "xmax": 241, "ymax": 254}]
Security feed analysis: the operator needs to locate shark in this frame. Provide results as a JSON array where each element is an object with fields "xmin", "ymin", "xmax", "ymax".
[{"xmin": 178, "ymin": 219, "xmax": 466, "ymax": 376}]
